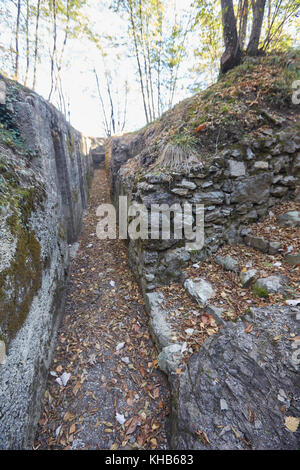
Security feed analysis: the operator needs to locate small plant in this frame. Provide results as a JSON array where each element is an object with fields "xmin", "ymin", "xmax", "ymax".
[{"xmin": 252, "ymin": 284, "xmax": 269, "ymax": 299}]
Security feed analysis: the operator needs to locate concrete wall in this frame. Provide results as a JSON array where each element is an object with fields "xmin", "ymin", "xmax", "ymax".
[{"xmin": 0, "ymin": 76, "xmax": 93, "ymax": 449}]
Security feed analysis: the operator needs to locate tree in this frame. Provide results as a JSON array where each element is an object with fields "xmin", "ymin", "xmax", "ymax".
[
  {"xmin": 220, "ymin": 0, "xmax": 241, "ymax": 73},
  {"xmin": 247, "ymin": 0, "xmax": 267, "ymax": 55},
  {"xmin": 15, "ymin": 0, "xmax": 21, "ymax": 81}
]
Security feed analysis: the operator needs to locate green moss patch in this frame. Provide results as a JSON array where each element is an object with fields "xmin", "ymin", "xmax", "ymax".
[{"xmin": 0, "ymin": 149, "xmax": 46, "ymax": 345}]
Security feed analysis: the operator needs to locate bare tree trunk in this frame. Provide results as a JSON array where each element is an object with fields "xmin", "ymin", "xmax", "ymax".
[
  {"xmin": 48, "ymin": 0, "xmax": 57, "ymax": 101},
  {"xmin": 246, "ymin": 0, "xmax": 266, "ymax": 55},
  {"xmin": 238, "ymin": 0, "xmax": 249, "ymax": 50},
  {"xmin": 15, "ymin": 0, "xmax": 21, "ymax": 81},
  {"xmin": 121, "ymin": 81, "xmax": 128, "ymax": 132},
  {"xmin": 33, "ymin": 0, "xmax": 41, "ymax": 90},
  {"xmin": 94, "ymin": 68, "xmax": 111, "ymax": 137},
  {"xmin": 53, "ymin": 0, "xmax": 70, "ymax": 96},
  {"xmin": 128, "ymin": 0, "xmax": 149, "ymax": 123},
  {"xmin": 138, "ymin": 0, "xmax": 152, "ymax": 122},
  {"xmin": 24, "ymin": 0, "xmax": 30, "ymax": 86},
  {"xmin": 220, "ymin": 0, "xmax": 241, "ymax": 73},
  {"xmin": 105, "ymin": 72, "xmax": 116, "ymax": 135}
]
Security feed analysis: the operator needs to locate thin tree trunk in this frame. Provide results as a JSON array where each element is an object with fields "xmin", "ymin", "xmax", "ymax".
[
  {"xmin": 94, "ymin": 68, "xmax": 110, "ymax": 137},
  {"xmin": 48, "ymin": 0, "xmax": 57, "ymax": 101},
  {"xmin": 220, "ymin": 0, "xmax": 241, "ymax": 73},
  {"xmin": 128, "ymin": 0, "xmax": 149, "ymax": 123},
  {"xmin": 246, "ymin": 0, "xmax": 266, "ymax": 55},
  {"xmin": 24, "ymin": 0, "xmax": 30, "ymax": 86},
  {"xmin": 138, "ymin": 0, "xmax": 152, "ymax": 121},
  {"xmin": 33, "ymin": 0, "xmax": 41, "ymax": 90},
  {"xmin": 105, "ymin": 72, "xmax": 116, "ymax": 135},
  {"xmin": 15, "ymin": 0, "xmax": 21, "ymax": 81},
  {"xmin": 238, "ymin": 0, "xmax": 249, "ymax": 50},
  {"xmin": 121, "ymin": 81, "xmax": 128, "ymax": 132},
  {"xmin": 54, "ymin": 0, "xmax": 70, "ymax": 96}
]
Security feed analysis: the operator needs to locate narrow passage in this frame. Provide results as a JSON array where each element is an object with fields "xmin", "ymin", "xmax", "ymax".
[{"xmin": 35, "ymin": 166, "xmax": 170, "ymax": 450}]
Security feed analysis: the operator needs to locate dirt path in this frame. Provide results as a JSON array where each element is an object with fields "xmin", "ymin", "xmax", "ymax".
[{"xmin": 34, "ymin": 167, "xmax": 170, "ymax": 450}]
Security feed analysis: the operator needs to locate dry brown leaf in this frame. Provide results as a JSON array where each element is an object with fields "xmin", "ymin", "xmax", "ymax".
[{"xmin": 285, "ymin": 416, "xmax": 300, "ymax": 432}]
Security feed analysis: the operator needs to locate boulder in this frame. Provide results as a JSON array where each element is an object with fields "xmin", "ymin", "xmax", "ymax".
[
  {"xmin": 215, "ymin": 255, "xmax": 239, "ymax": 273},
  {"xmin": 184, "ymin": 278, "xmax": 216, "ymax": 307},
  {"xmin": 240, "ymin": 269, "xmax": 257, "ymax": 288},
  {"xmin": 228, "ymin": 160, "xmax": 246, "ymax": 177},
  {"xmin": 277, "ymin": 211, "xmax": 300, "ymax": 228},
  {"xmin": 254, "ymin": 275, "xmax": 288, "ymax": 294},
  {"xmin": 231, "ymin": 174, "xmax": 272, "ymax": 204},
  {"xmin": 285, "ymin": 253, "xmax": 300, "ymax": 266},
  {"xmin": 245, "ymin": 235, "xmax": 269, "ymax": 253},
  {"xmin": 169, "ymin": 305, "xmax": 300, "ymax": 450}
]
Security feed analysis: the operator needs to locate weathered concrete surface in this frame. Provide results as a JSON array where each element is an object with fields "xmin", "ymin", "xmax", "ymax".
[{"xmin": 0, "ymin": 76, "xmax": 93, "ymax": 449}]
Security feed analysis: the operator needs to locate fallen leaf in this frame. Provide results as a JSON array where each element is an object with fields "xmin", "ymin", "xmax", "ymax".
[{"xmin": 285, "ymin": 416, "xmax": 300, "ymax": 432}]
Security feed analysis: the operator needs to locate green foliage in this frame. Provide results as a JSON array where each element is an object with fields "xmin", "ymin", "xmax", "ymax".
[
  {"xmin": 252, "ymin": 284, "xmax": 269, "ymax": 299},
  {"xmin": 0, "ymin": 86, "xmax": 36, "ymax": 158}
]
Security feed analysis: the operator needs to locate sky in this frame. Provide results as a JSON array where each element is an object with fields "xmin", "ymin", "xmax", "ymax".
[
  {"xmin": 31, "ymin": 0, "xmax": 197, "ymax": 137},
  {"xmin": 1, "ymin": 0, "xmax": 299, "ymax": 137}
]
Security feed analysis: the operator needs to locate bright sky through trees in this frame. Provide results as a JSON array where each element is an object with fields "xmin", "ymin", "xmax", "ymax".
[{"xmin": 0, "ymin": 0, "xmax": 299, "ymax": 136}]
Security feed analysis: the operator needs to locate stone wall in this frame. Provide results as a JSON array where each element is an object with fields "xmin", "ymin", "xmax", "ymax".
[
  {"xmin": 107, "ymin": 125, "xmax": 300, "ymax": 295},
  {"xmin": 0, "ymin": 76, "xmax": 93, "ymax": 449}
]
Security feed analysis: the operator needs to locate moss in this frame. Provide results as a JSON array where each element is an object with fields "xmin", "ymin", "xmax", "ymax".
[
  {"xmin": 252, "ymin": 284, "xmax": 269, "ymax": 299},
  {"xmin": 59, "ymin": 224, "xmax": 66, "ymax": 240},
  {"xmin": 0, "ymin": 86, "xmax": 36, "ymax": 159},
  {"xmin": 0, "ymin": 153, "xmax": 46, "ymax": 345},
  {"xmin": 66, "ymin": 129, "xmax": 75, "ymax": 159},
  {"xmin": 0, "ymin": 227, "xmax": 42, "ymax": 343},
  {"xmin": 72, "ymin": 189, "xmax": 79, "ymax": 203}
]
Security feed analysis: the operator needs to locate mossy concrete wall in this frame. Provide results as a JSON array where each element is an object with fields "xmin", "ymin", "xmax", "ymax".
[{"xmin": 0, "ymin": 76, "xmax": 93, "ymax": 449}]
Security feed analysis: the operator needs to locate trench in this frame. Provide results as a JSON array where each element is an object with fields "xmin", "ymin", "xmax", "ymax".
[{"xmin": 34, "ymin": 164, "xmax": 170, "ymax": 450}]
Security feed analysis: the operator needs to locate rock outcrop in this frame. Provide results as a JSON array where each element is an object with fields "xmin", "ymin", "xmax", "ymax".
[
  {"xmin": 169, "ymin": 305, "xmax": 300, "ymax": 450},
  {"xmin": 0, "ymin": 76, "xmax": 93, "ymax": 449}
]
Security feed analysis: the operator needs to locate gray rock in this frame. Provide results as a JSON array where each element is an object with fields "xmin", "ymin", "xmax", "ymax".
[
  {"xmin": 158, "ymin": 343, "xmax": 183, "ymax": 374},
  {"xmin": 169, "ymin": 305, "xmax": 300, "ymax": 450},
  {"xmin": 220, "ymin": 399, "xmax": 229, "ymax": 411},
  {"xmin": 228, "ymin": 160, "xmax": 246, "ymax": 177},
  {"xmin": 245, "ymin": 235, "xmax": 269, "ymax": 253},
  {"xmin": 231, "ymin": 174, "xmax": 271, "ymax": 204},
  {"xmin": 271, "ymin": 186, "xmax": 289, "ymax": 197},
  {"xmin": 171, "ymin": 188, "xmax": 189, "ymax": 196},
  {"xmin": 184, "ymin": 278, "xmax": 216, "ymax": 306},
  {"xmin": 178, "ymin": 179, "xmax": 197, "ymax": 190},
  {"xmin": 215, "ymin": 255, "xmax": 239, "ymax": 273},
  {"xmin": 145, "ymin": 292, "xmax": 175, "ymax": 349},
  {"xmin": 239, "ymin": 269, "xmax": 257, "ymax": 288},
  {"xmin": 277, "ymin": 211, "xmax": 300, "ymax": 228},
  {"xmin": 246, "ymin": 148, "xmax": 255, "ymax": 160},
  {"xmin": 206, "ymin": 305, "xmax": 225, "ymax": 326},
  {"xmin": 254, "ymin": 275, "xmax": 288, "ymax": 294},
  {"xmin": 191, "ymin": 191, "xmax": 224, "ymax": 205},
  {"xmin": 285, "ymin": 253, "xmax": 300, "ymax": 266},
  {"xmin": 146, "ymin": 173, "xmax": 171, "ymax": 184},
  {"xmin": 269, "ymin": 241, "xmax": 282, "ymax": 255},
  {"xmin": 254, "ymin": 161, "xmax": 268, "ymax": 170}
]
